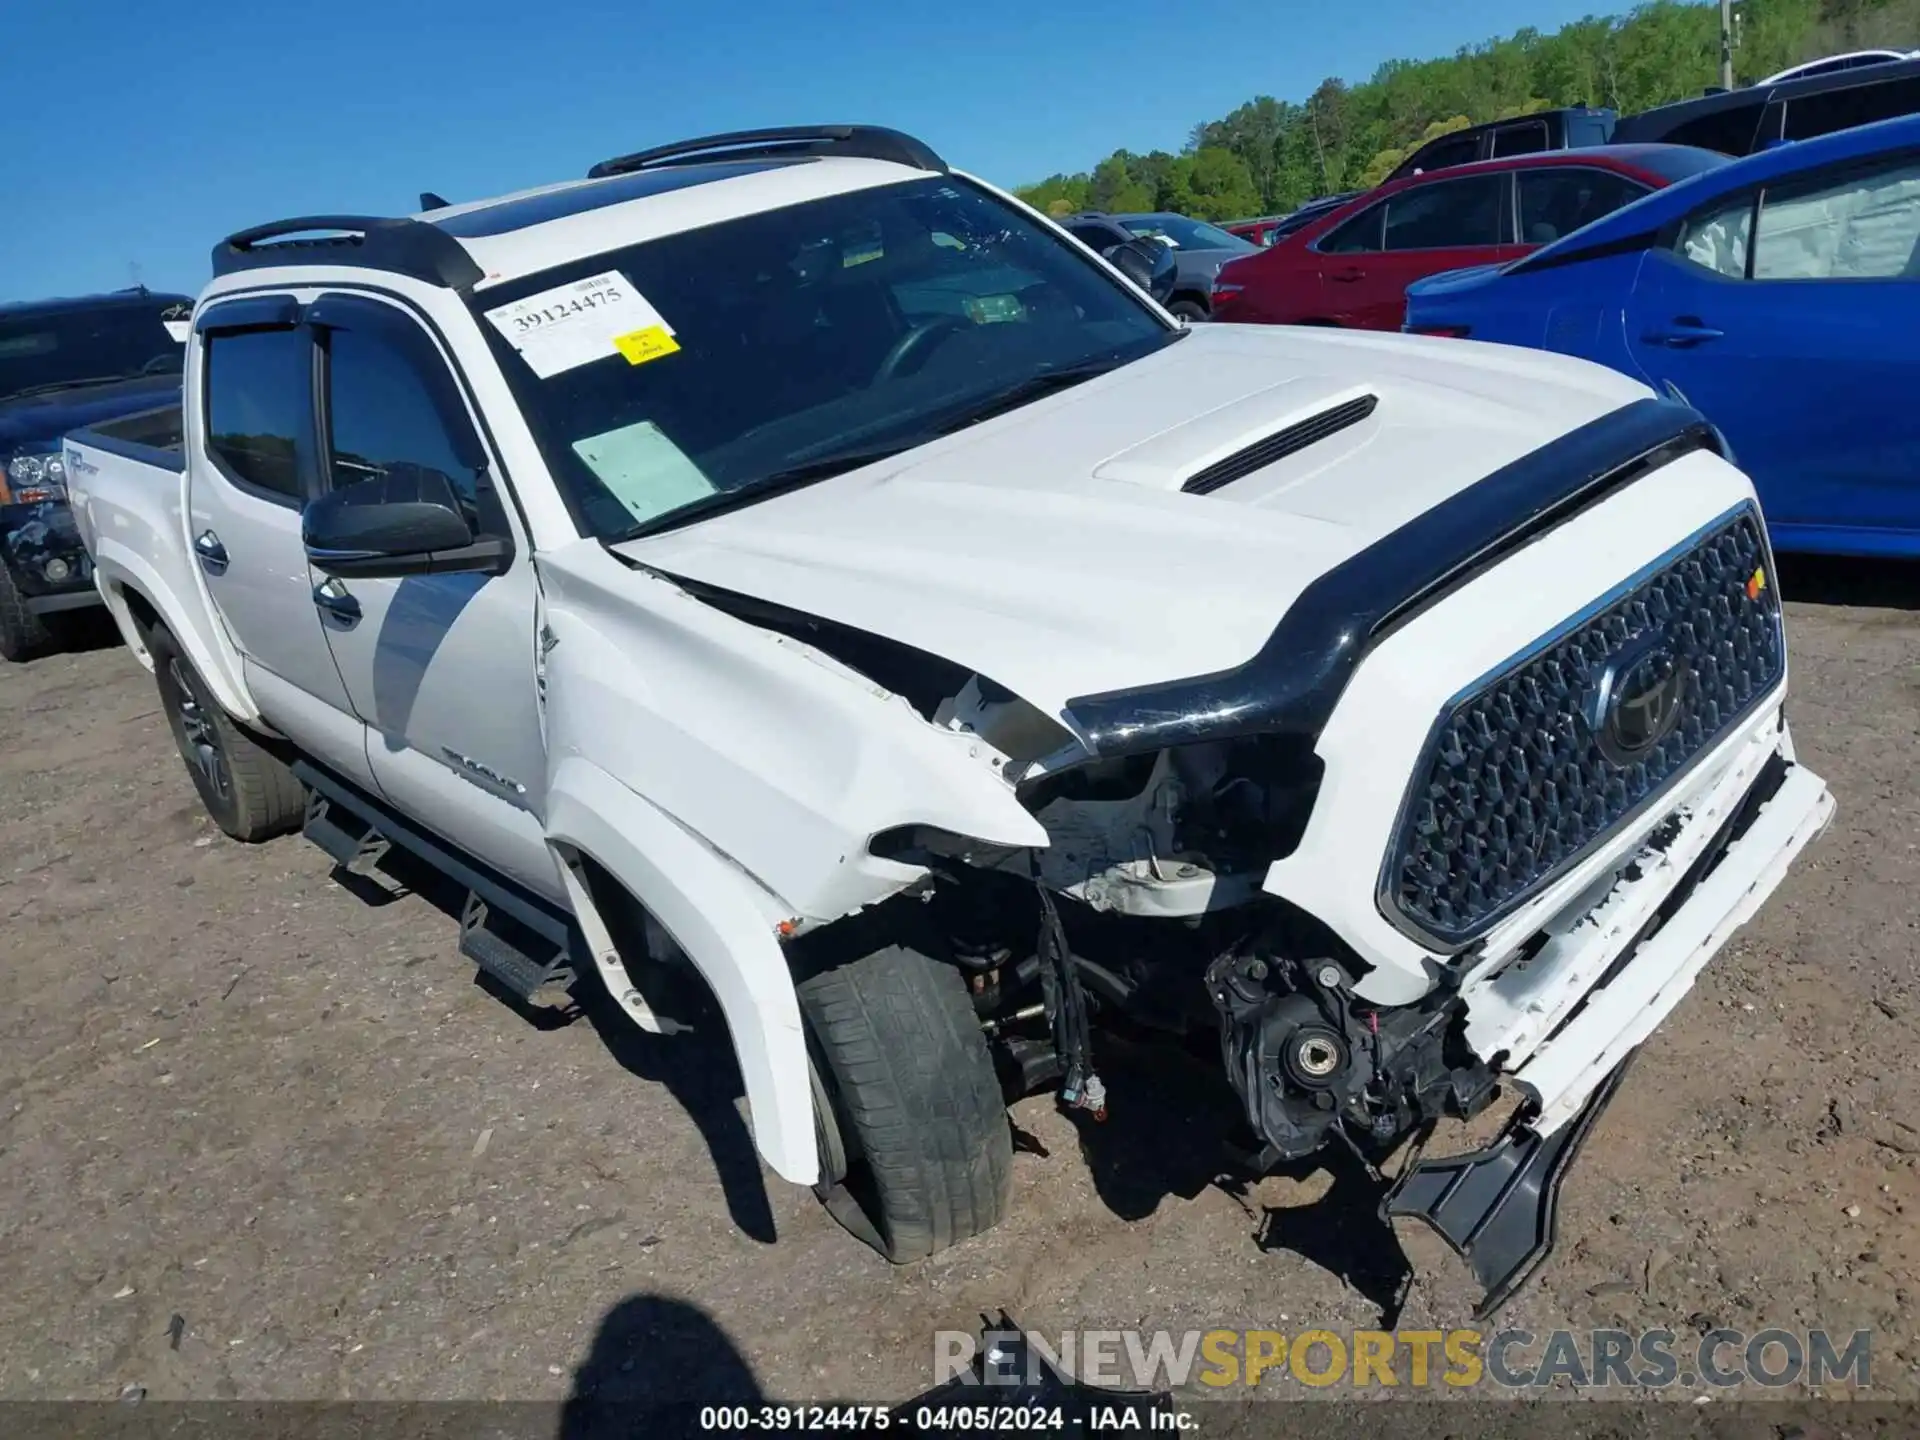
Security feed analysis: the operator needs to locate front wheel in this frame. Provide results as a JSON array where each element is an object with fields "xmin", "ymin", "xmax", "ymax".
[
  {"xmin": 0, "ymin": 564, "xmax": 52, "ymax": 663},
  {"xmin": 149, "ymin": 624, "xmax": 305, "ymax": 842},
  {"xmin": 798, "ymin": 944, "xmax": 1013, "ymax": 1262},
  {"xmin": 1169, "ymin": 299, "xmax": 1209, "ymax": 324}
]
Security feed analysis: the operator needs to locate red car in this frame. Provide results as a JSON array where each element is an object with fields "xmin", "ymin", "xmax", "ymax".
[{"xmin": 1210, "ymin": 145, "xmax": 1729, "ymax": 330}]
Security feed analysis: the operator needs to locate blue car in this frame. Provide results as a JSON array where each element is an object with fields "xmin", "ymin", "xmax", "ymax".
[{"xmin": 1405, "ymin": 113, "xmax": 1920, "ymax": 557}]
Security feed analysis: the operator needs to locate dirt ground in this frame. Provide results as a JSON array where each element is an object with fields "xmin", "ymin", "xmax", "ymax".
[{"xmin": 2, "ymin": 558, "xmax": 1917, "ymax": 1411}]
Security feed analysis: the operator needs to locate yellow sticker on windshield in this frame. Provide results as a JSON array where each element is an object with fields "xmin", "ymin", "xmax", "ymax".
[{"xmin": 613, "ymin": 325, "xmax": 681, "ymax": 366}]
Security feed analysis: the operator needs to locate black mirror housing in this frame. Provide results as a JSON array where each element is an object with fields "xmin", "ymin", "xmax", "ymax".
[
  {"xmin": 1104, "ymin": 238, "xmax": 1178, "ymax": 306},
  {"xmin": 303, "ymin": 465, "xmax": 509, "ymax": 579}
]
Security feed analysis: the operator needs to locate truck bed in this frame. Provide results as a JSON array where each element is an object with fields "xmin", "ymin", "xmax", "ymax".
[{"xmin": 69, "ymin": 401, "xmax": 186, "ymax": 473}]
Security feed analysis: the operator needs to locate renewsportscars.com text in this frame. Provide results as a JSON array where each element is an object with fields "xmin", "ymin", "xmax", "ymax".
[{"xmin": 935, "ymin": 1326, "xmax": 1872, "ymax": 1391}]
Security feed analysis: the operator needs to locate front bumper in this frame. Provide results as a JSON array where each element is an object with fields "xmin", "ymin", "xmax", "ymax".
[
  {"xmin": 1460, "ymin": 715, "xmax": 1831, "ymax": 1131},
  {"xmin": 1388, "ymin": 725, "xmax": 1831, "ymax": 1316},
  {"xmin": 2, "ymin": 500, "xmax": 99, "ymax": 613}
]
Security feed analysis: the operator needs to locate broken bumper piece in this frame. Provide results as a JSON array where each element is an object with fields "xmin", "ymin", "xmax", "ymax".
[
  {"xmin": 1384, "ymin": 1051, "xmax": 1635, "ymax": 1320},
  {"xmin": 1386, "ymin": 750, "xmax": 1834, "ymax": 1318}
]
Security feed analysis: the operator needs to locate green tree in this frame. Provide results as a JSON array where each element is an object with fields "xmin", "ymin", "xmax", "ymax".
[
  {"xmin": 1179, "ymin": 147, "xmax": 1262, "ymax": 220},
  {"xmin": 1012, "ymin": 0, "xmax": 1912, "ymax": 218}
]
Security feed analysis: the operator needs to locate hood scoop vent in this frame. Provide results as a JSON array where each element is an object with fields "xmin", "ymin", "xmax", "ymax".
[{"xmin": 1181, "ymin": 393, "xmax": 1379, "ymax": 496}]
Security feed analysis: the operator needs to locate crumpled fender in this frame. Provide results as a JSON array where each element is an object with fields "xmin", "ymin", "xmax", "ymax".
[{"xmin": 542, "ymin": 755, "xmax": 818, "ymax": 1186}]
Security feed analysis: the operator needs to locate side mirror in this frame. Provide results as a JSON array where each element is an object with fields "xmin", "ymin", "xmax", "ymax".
[
  {"xmin": 303, "ymin": 464, "xmax": 509, "ymax": 579},
  {"xmin": 1104, "ymin": 238, "xmax": 1178, "ymax": 306}
]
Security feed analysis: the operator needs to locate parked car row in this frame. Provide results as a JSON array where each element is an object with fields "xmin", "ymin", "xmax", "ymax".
[
  {"xmin": 1220, "ymin": 51, "xmax": 1920, "ymax": 253},
  {"xmin": 1404, "ymin": 112, "xmax": 1920, "ymax": 558},
  {"xmin": 1211, "ymin": 143, "xmax": 1730, "ymax": 329},
  {"xmin": 26, "ymin": 122, "xmax": 1833, "ymax": 1319}
]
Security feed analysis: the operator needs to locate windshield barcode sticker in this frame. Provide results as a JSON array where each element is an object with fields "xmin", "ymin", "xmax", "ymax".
[{"xmin": 482, "ymin": 271, "xmax": 677, "ymax": 379}]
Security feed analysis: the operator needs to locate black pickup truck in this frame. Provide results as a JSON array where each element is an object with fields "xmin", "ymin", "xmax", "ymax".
[{"xmin": 0, "ymin": 288, "xmax": 190, "ymax": 660}]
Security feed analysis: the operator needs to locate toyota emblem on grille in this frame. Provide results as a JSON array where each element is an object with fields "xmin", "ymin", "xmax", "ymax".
[{"xmin": 1587, "ymin": 636, "xmax": 1689, "ymax": 766}]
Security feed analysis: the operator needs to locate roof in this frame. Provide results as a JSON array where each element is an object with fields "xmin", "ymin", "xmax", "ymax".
[
  {"xmin": 1758, "ymin": 49, "xmax": 1915, "ymax": 85},
  {"xmin": 1614, "ymin": 54, "xmax": 1920, "ymax": 141},
  {"xmin": 0, "ymin": 287, "xmax": 194, "ymax": 319},
  {"xmin": 209, "ymin": 125, "xmax": 950, "ymax": 295}
]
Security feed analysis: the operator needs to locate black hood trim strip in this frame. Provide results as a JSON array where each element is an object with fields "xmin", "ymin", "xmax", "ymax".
[{"xmin": 1061, "ymin": 396, "xmax": 1723, "ymax": 758}]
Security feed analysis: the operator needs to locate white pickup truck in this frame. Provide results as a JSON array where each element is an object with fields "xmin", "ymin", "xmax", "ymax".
[{"xmin": 65, "ymin": 125, "xmax": 1832, "ymax": 1313}]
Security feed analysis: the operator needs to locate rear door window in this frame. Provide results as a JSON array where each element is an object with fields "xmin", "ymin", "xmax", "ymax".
[
  {"xmin": 1516, "ymin": 168, "xmax": 1651, "ymax": 244},
  {"xmin": 1381, "ymin": 174, "xmax": 1509, "ymax": 249},
  {"xmin": 1782, "ymin": 76, "xmax": 1920, "ymax": 141},
  {"xmin": 1066, "ymin": 222, "xmax": 1125, "ymax": 251},
  {"xmin": 1664, "ymin": 102, "xmax": 1767, "ymax": 155},
  {"xmin": 1406, "ymin": 134, "xmax": 1481, "ymax": 175},
  {"xmin": 1492, "ymin": 120, "xmax": 1552, "ymax": 157},
  {"xmin": 203, "ymin": 327, "xmax": 311, "ymax": 501}
]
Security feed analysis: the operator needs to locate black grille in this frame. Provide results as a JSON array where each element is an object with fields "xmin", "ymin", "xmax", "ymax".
[
  {"xmin": 1182, "ymin": 394, "xmax": 1378, "ymax": 495},
  {"xmin": 1383, "ymin": 506, "xmax": 1783, "ymax": 947}
]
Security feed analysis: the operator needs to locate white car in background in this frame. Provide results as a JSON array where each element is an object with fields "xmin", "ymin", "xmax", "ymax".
[
  {"xmin": 64, "ymin": 125, "xmax": 1832, "ymax": 1315},
  {"xmin": 1759, "ymin": 49, "xmax": 1918, "ymax": 85}
]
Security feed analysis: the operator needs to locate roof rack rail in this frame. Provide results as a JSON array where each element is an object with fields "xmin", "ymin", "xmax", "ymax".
[
  {"xmin": 210, "ymin": 215, "xmax": 483, "ymax": 290},
  {"xmin": 588, "ymin": 125, "xmax": 947, "ymax": 180}
]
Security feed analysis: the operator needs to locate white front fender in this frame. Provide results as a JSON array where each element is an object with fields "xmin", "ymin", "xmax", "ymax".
[
  {"xmin": 543, "ymin": 757, "xmax": 818, "ymax": 1186},
  {"xmin": 93, "ymin": 546, "xmax": 258, "ymax": 723}
]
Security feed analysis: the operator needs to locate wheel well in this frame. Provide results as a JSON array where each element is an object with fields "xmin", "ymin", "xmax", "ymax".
[
  {"xmin": 116, "ymin": 584, "xmax": 161, "ymax": 655},
  {"xmin": 1170, "ymin": 290, "xmax": 1210, "ymax": 311}
]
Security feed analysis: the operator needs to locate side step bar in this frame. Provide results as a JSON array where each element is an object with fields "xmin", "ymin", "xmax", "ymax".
[{"xmin": 293, "ymin": 761, "xmax": 578, "ymax": 1004}]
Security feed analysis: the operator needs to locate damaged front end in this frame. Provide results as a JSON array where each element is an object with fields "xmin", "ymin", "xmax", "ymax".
[{"xmin": 661, "ymin": 398, "xmax": 1832, "ymax": 1317}]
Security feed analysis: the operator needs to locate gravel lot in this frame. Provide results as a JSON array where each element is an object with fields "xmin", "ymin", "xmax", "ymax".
[{"xmin": 2, "ymin": 559, "xmax": 1917, "ymax": 1408}]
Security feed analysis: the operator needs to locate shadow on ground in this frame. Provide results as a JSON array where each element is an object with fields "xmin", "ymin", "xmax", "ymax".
[
  {"xmin": 337, "ymin": 845, "xmax": 781, "ymax": 1245},
  {"xmin": 1061, "ymin": 1031, "xmax": 1414, "ymax": 1327},
  {"xmin": 1778, "ymin": 552, "xmax": 1920, "ymax": 610}
]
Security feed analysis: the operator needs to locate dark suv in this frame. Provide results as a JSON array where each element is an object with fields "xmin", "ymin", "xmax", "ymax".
[
  {"xmin": 1388, "ymin": 108, "xmax": 1618, "ymax": 181},
  {"xmin": 1612, "ymin": 56, "xmax": 1920, "ymax": 153},
  {"xmin": 0, "ymin": 288, "xmax": 190, "ymax": 660}
]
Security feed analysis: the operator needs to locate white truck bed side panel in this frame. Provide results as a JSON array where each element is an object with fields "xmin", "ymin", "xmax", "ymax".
[{"xmin": 65, "ymin": 439, "xmax": 258, "ymax": 723}]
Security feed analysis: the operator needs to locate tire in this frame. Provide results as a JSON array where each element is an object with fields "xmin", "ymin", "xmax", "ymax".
[
  {"xmin": 149, "ymin": 624, "xmax": 306, "ymax": 842},
  {"xmin": 1169, "ymin": 299, "xmax": 1209, "ymax": 324},
  {"xmin": 0, "ymin": 564, "xmax": 51, "ymax": 663},
  {"xmin": 797, "ymin": 944, "xmax": 1013, "ymax": 1262}
]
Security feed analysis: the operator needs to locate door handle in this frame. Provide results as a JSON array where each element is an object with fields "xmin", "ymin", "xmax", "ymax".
[
  {"xmin": 1328, "ymin": 267, "xmax": 1366, "ymax": 283},
  {"xmin": 1643, "ymin": 317, "xmax": 1725, "ymax": 347},
  {"xmin": 193, "ymin": 530, "xmax": 229, "ymax": 576},
  {"xmin": 311, "ymin": 577, "xmax": 362, "ymax": 624}
]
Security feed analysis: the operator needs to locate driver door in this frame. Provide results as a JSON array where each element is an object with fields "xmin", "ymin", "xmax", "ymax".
[{"xmin": 301, "ymin": 292, "xmax": 560, "ymax": 901}]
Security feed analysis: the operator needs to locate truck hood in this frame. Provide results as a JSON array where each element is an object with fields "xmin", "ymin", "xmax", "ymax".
[
  {"xmin": 616, "ymin": 323, "xmax": 1651, "ymax": 722},
  {"xmin": 0, "ymin": 374, "xmax": 181, "ymax": 451}
]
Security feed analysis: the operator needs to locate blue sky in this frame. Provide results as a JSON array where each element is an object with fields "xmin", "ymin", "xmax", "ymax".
[{"xmin": 2, "ymin": 0, "xmax": 1620, "ymax": 301}]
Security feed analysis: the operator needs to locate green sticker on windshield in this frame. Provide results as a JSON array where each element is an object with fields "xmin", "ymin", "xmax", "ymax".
[{"xmin": 571, "ymin": 421, "xmax": 715, "ymax": 525}]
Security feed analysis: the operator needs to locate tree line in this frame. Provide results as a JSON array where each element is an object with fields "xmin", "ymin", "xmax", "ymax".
[{"xmin": 1015, "ymin": 0, "xmax": 1920, "ymax": 222}]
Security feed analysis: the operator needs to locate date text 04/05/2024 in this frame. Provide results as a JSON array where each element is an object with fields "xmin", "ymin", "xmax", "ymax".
[{"xmin": 695, "ymin": 1404, "xmax": 1195, "ymax": 1432}]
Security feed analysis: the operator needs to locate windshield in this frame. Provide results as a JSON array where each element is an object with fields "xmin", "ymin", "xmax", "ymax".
[
  {"xmin": 472, "ymin": 175, "xmax": 1176, "ymax": 540},
  {"xmin": 1121, "ymin": 215, "xmax": 1257, "ymax": 252},
  {"xmin": 0, "ymin": 299, "xmax": 189, "ymax": 402}
]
